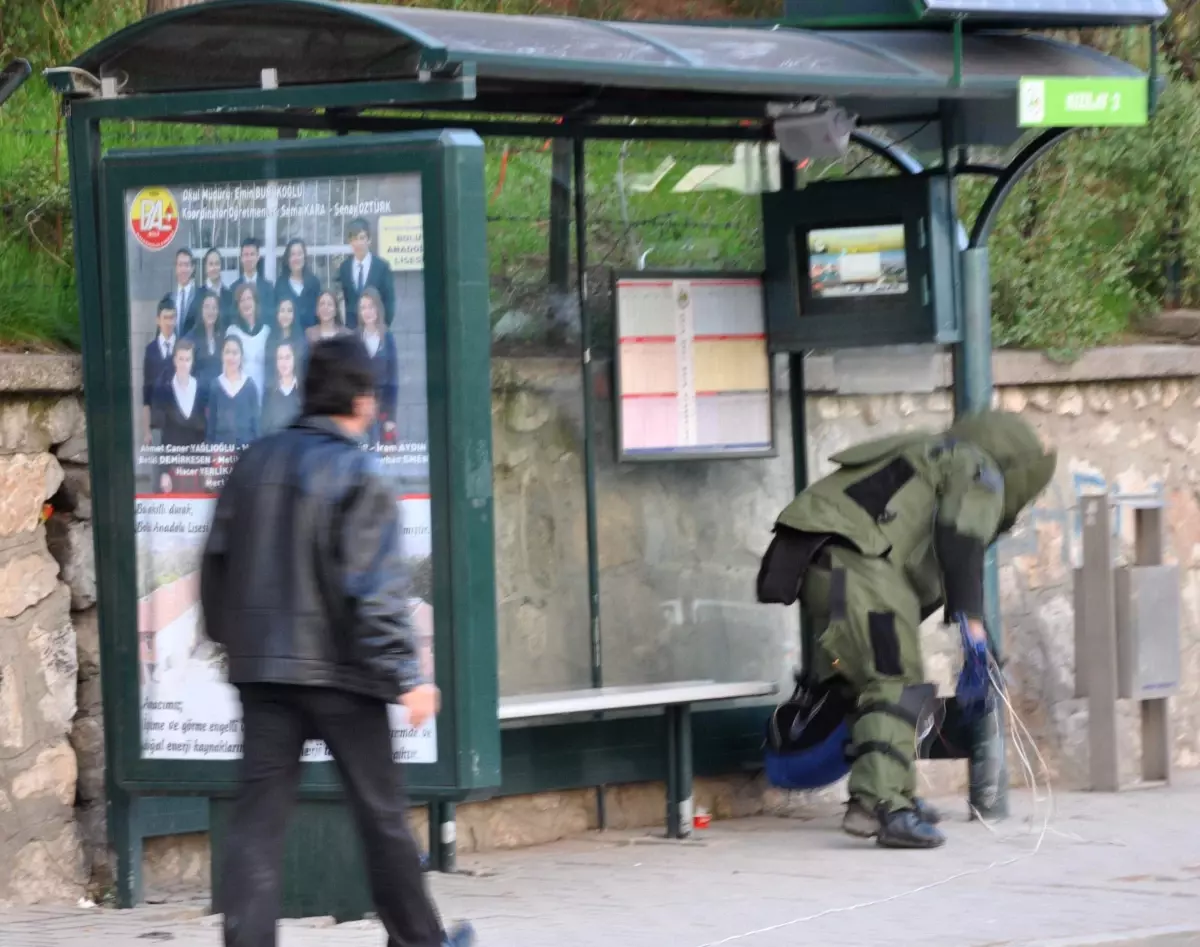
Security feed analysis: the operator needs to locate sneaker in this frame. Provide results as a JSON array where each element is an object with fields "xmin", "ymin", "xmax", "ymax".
[
  {"xmin": 444, "ymin": 921, "xmax": 477, "ymax": 947},
  {"xmin": 841, "ymin": 798, "xmax": 880, "ymax": 839},
  {"xmin": 876, "ymin": 808, "xmax": 946, "ymax": 849},
  {"xmin": 913, "ymin": 796, "xmax": 942, "ymax": 825}
]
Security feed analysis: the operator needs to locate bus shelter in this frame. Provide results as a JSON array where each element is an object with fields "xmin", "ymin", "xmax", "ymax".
[{"xmin": 49, "ymin": 0, "xmax": 1165, "ymax": 916}]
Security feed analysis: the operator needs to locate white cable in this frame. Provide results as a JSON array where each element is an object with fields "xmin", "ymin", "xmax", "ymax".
[{"xmin": 689, "ymin": 659, "xmax": 1053, "ymax": 947}]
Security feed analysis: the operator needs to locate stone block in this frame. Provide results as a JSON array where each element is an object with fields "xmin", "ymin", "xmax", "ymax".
[
  {"xmin": 45, "ymin": 516, "xmax": 95, "ymax": 611},
  {"xmin": 28, "ymin": 584, "xmax": 77, "ymax": 732},
  {"xmin": 0, "ymin": 550, "xmax": 60, "ymax": 619},
  {"xmin": 0, "ymin": 453, "xmax": 63, "ymax": 536},
  {"xmin": 11, "ymin": 740, "xmax": 78, "ymax": 807},
  {"xmin": 144, "ymin": 834, "xmax": 211, "ymax": 894},
  {"xmin": 54, "ymin": 435, "xmax": 88, "ymax": 465},
  {"xmin": 70, "ymin": 714, "xmax": 105, "ymax": 805},
  {"xmin": 0, "ymin": 398, "xmax": 82, "ymax": 454},
  {"xmin": 75, "ymin": 801, "xmax": 112, "ymax": 889},
  {"xmin": 5, "ymin": 823, "xmax": 86, "ymax": 905},
  {"xmin": 0, "ymin": 662, "xmax": 23, "ymax": 750},
  {"xmin": 56, "ymin": 464, "xmax": 92, "ymax": 520},
  {"xmin": 0, "ymin": 354, "xmax": 83, "ymax": 393},
  {"xmin": 74, "ymin": 607, "xmax": 100, "ymax": 681}
]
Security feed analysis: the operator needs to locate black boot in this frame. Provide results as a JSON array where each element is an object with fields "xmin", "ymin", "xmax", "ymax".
[
  {"xmin": 913, "ymin": 797, "xmax": 942, "ymax": 825},
  {"xmin": 876, "ymin": 807, "xmax": 946, "ymax": 849}
]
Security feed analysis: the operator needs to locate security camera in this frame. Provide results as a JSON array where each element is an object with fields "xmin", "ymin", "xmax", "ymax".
[{"xmin": 772, "ymin": 107, "xmax": 856, "ymax": 162}]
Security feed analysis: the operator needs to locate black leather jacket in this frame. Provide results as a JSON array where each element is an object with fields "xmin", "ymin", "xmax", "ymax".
[{"xmin": 200, "ymin": 415, "xmax": 423, "ymax": 700}]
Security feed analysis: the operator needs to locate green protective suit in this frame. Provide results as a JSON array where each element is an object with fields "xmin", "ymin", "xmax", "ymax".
[{"xmin": 757, "ymin": 410, "xmax": 1056, "ymax": 816}]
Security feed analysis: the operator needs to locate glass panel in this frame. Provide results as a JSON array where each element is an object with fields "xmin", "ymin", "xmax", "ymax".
[
  {"xmin": 583, "ymin": 139, "xmax": 797, "ymax": 692},
  {"xmin": 861, "ymin": 31, "xmax": 1135, "ymax": 79},
  {"xmin": 127, "ymin": 168, "xmax": 438, "ymax": 763},
  {"xmin": 629, "ymin": 22, "xmax": 918, "ymax": 77},
  {"xmin": 380, "ymin": 7, "xmax": 677, "ymax": 67},
  {"xmin": 486, "ymin": 136, "xmax": 593, "ymax": 697},
  {"xmin": 88, "ymin": 8, "xmax": 426, "ymax": 93}
]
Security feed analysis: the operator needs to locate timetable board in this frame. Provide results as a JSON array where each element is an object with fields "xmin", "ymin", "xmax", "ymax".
[{"xmin": 613, "ymin": 273, "xmax": 775, "ymax": 462}]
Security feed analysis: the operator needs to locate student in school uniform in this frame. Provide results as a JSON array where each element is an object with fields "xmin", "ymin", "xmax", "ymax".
[
  {"xmin": 305, "ymin": 289, "xmax": 352, "ymax": 346},
  {"xmin": 337, "ymin": 217, "xmax": 395, "ymax": 329},
  {"xmin": 274, "ymin": 238, "xmax": 322, "ymax": 331},
  {"xmin": 206, "ymin": 335, "xmax": 260, "ymax": 447},
  {"xmin": 200, "ymin": 247, "xmax": 235, "ymax": 329},
  {"xmin": 356, "ymin": 286, "xmax": 398, "ymax": 444},
  {"xmin": 265, "ymin": 297, "xmax": 309, "ymax": 390},
  {"xmin": 226, "ymin": 283, "xmax": 272, "ymax": 398},
  {"xmin": 188, "ymin": 290, "xmax": 225, "ymax": 389},
  {"xmin": 152, "ymin": 338, "xmax": 207, "ymax": 448},
  {"xmin": 230, "ymin": 236, "xmax": 275, "ymax": 327},
  {"xmin": 142, "ymin": 297, "xmax": 178, "ymax": 447},
  {"xmin": 171, "ymin": 249, "xmax": 205, "ymax": 338},
  {"xmin": 260, "ymin": 340, "xmax": 303, "ymax": 435}
]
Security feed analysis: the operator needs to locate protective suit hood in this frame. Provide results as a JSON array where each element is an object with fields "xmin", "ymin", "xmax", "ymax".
[{"xmin": 945, "ymin": 410, "xmax": 1056, "ymax": 534}]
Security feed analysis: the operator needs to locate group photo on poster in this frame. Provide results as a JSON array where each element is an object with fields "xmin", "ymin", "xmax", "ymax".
[{"xmin": 126, "ymin": 173, "xmax": 437, "ymax": 764}]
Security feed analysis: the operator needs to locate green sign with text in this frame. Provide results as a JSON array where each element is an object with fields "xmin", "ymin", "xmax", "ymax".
[{"xmin": 1018, "ymin": 77, "xmax": 1149, "ymax": 128}]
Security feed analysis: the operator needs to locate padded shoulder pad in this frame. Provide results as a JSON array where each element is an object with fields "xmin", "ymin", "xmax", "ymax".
[{"xmin": 829, "ymin": 432, "xmax": 932, "ymax": 468}]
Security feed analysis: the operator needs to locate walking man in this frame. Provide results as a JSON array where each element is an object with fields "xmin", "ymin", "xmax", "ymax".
[{"xmin": 200, "ymin": 335, "xmax": 474, "ymax": 947}]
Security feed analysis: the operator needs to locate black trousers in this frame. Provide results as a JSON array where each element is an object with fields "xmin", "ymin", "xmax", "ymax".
[{"xmin": 219, "ymin": 683, "xmax": 444, "ymax": 947}]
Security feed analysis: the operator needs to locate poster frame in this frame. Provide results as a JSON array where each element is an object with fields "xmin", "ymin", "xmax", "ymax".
[
  {"xmin": 610, "ymin": 268, "xmax": 778, "ymax": 464},
  {"xmin": 96, "ymin": 130, "xmax": 499, "ymax": 799}
]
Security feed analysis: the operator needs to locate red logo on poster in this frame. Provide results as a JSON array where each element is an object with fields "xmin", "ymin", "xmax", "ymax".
[{"xmin": 129, "ymin": 187, "xmax": 179, "ymax": 250}]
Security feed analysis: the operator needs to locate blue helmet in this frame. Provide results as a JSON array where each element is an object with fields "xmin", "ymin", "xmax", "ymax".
[{"xmin": 763, "ymin": 680, "xmax": 853, "ymax": 791}]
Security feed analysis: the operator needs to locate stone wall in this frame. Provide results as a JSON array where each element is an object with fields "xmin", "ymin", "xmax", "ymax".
[
  {"xmin": 0, "ymin": 355, "xmax": 95, "ymax": 905},
  {"xmin": 3, "ymin": 345, "xmax": 1200, "ymax": 904}
]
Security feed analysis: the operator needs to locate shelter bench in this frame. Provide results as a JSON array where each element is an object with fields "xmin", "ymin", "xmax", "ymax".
[{"xmin": 426, "ymin": 679, "xmax": 777, "ymax": 871}]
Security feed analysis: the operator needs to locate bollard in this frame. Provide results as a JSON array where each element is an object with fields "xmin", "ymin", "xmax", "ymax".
[{"xmin": 1074, "ymin": 495, "xmax": 1179, "ymax": 791}]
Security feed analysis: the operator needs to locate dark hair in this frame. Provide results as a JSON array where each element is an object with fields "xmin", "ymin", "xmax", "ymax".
[
  {"xmin": 346, "ymin": 217, "xmax": 371, "ymax": 241},
  {"xmin": 315, "ymin": 289, "xmax": 341, "ymax": 325},
  {"xmin": 157, "ymin": 296, "xmax": 177, "ymax": 317},
  {"xmin": 195, "ymin": 289, "xmax": 221, "ymax": 335},
  {"xmin": 175, "ymin": 337, "xmax": 196, "ymax": 355},
  {"xmin": 283, "ymin": 238, "xmax": 309, "ymax": 276},
  {"xmin": 175, "ymin": 248, "xmax": 195, "ymax": 266},
  {"xmin": 198, "ymin": 288, "xmax": 221, "ymax": 313},
  {"xmin": 303, "ymin": 335, "xmax": 375, "ymax": 417},
  {"xmin": 240, "ymin": 237, "xmax": 264, "ymax": 278}
]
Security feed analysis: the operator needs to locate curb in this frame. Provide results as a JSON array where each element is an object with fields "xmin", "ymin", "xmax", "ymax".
[{"xmin": 1013, "ymin": 927, "xmax": 1200, "ymax": 947}]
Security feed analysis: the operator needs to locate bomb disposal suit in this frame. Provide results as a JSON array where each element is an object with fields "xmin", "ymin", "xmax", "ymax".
[{"xmin": 757, "ymin": 410, "xmax": 1056, "ymax": 848}]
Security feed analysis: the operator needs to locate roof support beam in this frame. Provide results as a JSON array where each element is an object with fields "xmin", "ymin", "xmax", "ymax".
[
  {"xmin": 969, "ymin": 127, "xmax": 1073, "ymax": 249},
  {"xmin": 60, "ymin": 71, "xmax": 475, "ymax": 122}
]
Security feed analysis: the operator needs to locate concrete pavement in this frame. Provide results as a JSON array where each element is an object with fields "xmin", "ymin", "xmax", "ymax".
[{"xmin": 3, "ymin": 772, "xmax": 1199, "ymax": 947}]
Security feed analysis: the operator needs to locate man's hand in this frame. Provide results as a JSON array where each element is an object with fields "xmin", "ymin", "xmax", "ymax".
[
  {"xmin": 399, "ymin": 684, "xmax": 441, "ymax": 729},
  {"xmin": 966, "ymin": 618, "xmax": 988, "ymax": 644}
]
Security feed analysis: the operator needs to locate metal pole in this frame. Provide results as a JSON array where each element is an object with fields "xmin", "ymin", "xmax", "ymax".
[
  {"xmin": 959, "ymin": 247, "xmax": 1010, "ymax": 820},
  {"xmin": 66, "ymin": 110, "xmax": 146, "ymax": 907},
  {"xmin": 1080, "ymin": 496, "xmax": 1120, "ymax": 792},
  {"xmin": 777, "ymin": 157, "xmax": 814, "ymax": 679},
  {"xmin": 573, "ymin": 133, "xmax": 607, "ymax": 828}
]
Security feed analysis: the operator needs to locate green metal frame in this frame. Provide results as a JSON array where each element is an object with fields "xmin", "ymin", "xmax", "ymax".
[
  {"xmin": 94, "ymin": 130, "xmax": 498, "ymax": 798},
  {"xmin": 761, "ymin": 173, "xmax": 961, "ymax": 351},
  {"xmin": 64, "ymin": 119, "xmax": 501, "ymax": 902}
]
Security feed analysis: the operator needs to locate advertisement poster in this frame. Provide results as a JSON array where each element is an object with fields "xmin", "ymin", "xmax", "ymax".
[
  {"xmin": 808, "ymin": 224, "xmax": 908, "ymax": 299},
  {"xmin": 126, "ymin": 172, "xmax": 438, "ymax": 764}
]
